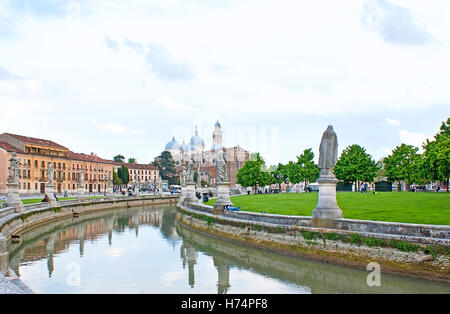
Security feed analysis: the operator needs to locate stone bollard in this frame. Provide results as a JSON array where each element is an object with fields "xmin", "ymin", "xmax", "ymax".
[
  {"xmin": 45, "ymin": 183, "xmax": 58, "ymax": 207},
  {"xmin": 182, "ymin": 182, "xmax": 197, "ymax": 206},
  {"xmin": 213, "ymin": 182, "xmax": 233, "ymax": 215},
  {"xmin": 6, "ymin": 182, "xmax": 23, "ymax": 213},
  {"xmin": 0, "ymin": 234, "xmax": 8, "ymax": 275},
  {"xmin": 311, "ymin": 176, "xmax": 342, "ymax": 227}
]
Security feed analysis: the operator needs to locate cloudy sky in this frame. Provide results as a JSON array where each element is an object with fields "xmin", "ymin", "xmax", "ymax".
[{"xmin": 0, "ymin": 0, "xmax": 449, "ymax": 165}]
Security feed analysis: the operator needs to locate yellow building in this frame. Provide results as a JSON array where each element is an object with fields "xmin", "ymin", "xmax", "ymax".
[{"xmin": 0, "ymin": 133, "xmax": 113, "ymax": 195}]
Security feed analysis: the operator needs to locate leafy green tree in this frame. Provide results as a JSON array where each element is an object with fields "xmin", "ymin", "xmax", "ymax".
[
  {"xmin": 297, "ymin": 148, "xmax": 320, "ymax": 186},
  {"xmin": 153, "ymin": 151, "xmax": 177, "ymax": 185},
  {"xmin": 271, "ymin": 163, "xmax": 289, "ymax": 191},
  {"xmin": 384, "ymin": 144, "xmax": 421, "ymax": 191},
  {"xmin": 113, "ymin": 154, "xmax": 125, "ymax": 162},
  {"xmin": 237, "ymin": 153, "xmax": 271, "ymax": 193},
  {"xmin": 117, "ymin": 165, "xmax": 129, "ymax": 185},
  {"xmin": 422, "ymin": 118, "xmax": 450, "ymax": 191},
  {"xmin": 285, "ymin": 160, "xmax": 302, "ymax": 186},
  {"xmin": 334, "ymin": 144, "xmax": 379, "ymax": 191},
  {"xmin": 113, "ymin": 170, "xmax": 122, "ymax": 186},
  {"xmin": 128, "ymin": 158, "xmax": 137, "ymax": 164}
]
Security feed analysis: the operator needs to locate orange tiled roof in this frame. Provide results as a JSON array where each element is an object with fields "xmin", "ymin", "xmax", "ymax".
[
  {"xmin": 69, "ymin": 151, "xmax": 113, "ymax": 164},
  {"xmin": 3, "ymin": 133, "xmax": 68, "ymax": 150},
  {"xmin": 0, "ymin": 140, "xmax": 24, "ymax": 153}
]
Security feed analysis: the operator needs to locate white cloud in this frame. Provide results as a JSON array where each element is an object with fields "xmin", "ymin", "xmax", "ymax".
[
  {"xmin": 398, "ymin": 130, "xmax": 429, "ymax": 149},
  {"xmin": 159, "ymin": 96, "xmax": 197, "ymax": 112},
  {"xmin": 92, "ymin": 120, "xmax": 141, "ymax": 135},
  {"xmin": 386, "ymin": 118, "xmax": 401, "ymax": 126}
]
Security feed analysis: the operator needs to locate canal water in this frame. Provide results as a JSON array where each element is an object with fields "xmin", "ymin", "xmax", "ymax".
[{"xmin": 7, "ymin": 206, "xmax": 450, "ymax": 294}]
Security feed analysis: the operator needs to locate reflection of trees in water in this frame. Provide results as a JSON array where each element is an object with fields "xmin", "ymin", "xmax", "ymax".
[
  {"xmin": 8, "ymin": 206, "xmax": 180, "ymax": 277},
  {"xmin": 159, "ymin": 207, "xmax": 179, "ymax": 247},
  {"xmin": 177, "ymin": 224, "xmax": 450, "ymax": 294}
]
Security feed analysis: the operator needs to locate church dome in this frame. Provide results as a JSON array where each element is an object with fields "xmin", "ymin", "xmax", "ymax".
[
  {"xmin": 181, "ymin": 140, "xmax": 189, "ymax": 152},
  {"xmin": 165, "ymin": 137, "xmax": 181, "ymax": 151},
  {"xmin": 189, "ymin": 127, "xmax": 205, "ymax": 150}
]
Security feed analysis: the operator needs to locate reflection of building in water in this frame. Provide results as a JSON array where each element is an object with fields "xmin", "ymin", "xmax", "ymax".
[
  {"xmin": 180, "ymin": 243, "xmax": 197, "ymax": 288},
  {"xmin": 213, "ymin": 256, "xmax": 231, "ymax": 294}
]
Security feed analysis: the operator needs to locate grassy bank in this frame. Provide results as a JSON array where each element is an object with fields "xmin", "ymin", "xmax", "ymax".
[{"xmin": 205, "ymin": 192, "xmax": 450, "ymax": 225}]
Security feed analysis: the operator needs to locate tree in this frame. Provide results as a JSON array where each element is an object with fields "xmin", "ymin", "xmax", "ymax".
[
  {"xmin": 154, "ymin": 151, "xmax": 177, "ymax": 185},
  {"xmin": 128, "ymin": 158, "xmax": 137, "ymax": 164},
  {"xmin": 113, "ymin": 170, "xmax": 122, "ymax": 186},
  {"xmin": 113, "ymin": 154, "xmax": 125, "ymax": 162},
  {"xmin": 334, "ymin": 144, "xmax": 379, "ymax": 192},
  {"xmin": 117, "ymin": 165, "xmax": 129, "ymax": 185},
  {"xmin": 296, "ymin": 148, "xmax": 320, "ymax": 186},
  {"xmin": 271, "ymin": 163, "xmax": 289, "ymax": 191},
  {"xmin": 237, "ymin": 153, "xmax": 271, "ymax": 193},
  {"xmin": 384, "ymin": 144, "xmax": 421, "ymax": 191},
  {"xmin": 422, "ymin": 118, "xmax": 450, "ymax": 192}
]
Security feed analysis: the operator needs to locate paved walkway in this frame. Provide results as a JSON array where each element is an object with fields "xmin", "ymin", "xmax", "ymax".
[{"xmin": 0, "ymin": 273, "xmax": 32, "ymax": 294}]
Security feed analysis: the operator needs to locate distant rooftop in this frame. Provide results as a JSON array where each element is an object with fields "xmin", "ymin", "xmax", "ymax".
[{"xmin": 1, "ymin": 133, "xmax": 68, "ymax": 150}]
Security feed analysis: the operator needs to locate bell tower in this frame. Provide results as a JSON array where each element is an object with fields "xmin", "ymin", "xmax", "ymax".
[{"xmin": 212, "ymin": 120, "xmax": 223, "ymax": 150}]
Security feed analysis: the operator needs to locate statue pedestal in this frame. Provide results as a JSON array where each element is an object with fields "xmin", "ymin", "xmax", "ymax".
[
  {"xmin": 106, "ymin": 187, "xmax": 114, "ymax": 200},
  {"xmin": 6, "ymin": 182, "xmax": 23, "ymax": 213},
  {"xmin": 312, "ymin": 175, "xmax": 342, "ymax": 227},
  {"xmin": 45, "ymin": 183, "xmax": 58, "ymax": 207},
  {"xmin": 213, "ymin": 182, "xmax": 233, "ymax": 215},
  {"xmin": 77, "ymin": 188, "xmax": 85, "ymax": 202},
  {"xmin": 178, "ymin": 184, "xmax": 186, "ymax": 206},
  {"xmin": 183, "ymin": 182, "xmax": 197, "ymax": 205}
]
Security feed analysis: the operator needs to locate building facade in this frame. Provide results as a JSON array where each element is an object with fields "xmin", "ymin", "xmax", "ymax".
[
  {"xmin": 113, "ymin": 162, "xmax": 159, "ymax": 188},
  {"xmin": 163, "ymin": 121, "xmax": 249, "ymax": 187},
  {"xmin": 0, "ymin": 133, "xmax": 114, "ymax": 195}
]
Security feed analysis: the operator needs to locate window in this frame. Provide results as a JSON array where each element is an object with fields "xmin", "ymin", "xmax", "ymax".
[
  {"xmin": 34, "ymin": 160, "xmax": 38, "ymax": 167},
  {"xmin": 35, "ymin": 183, "xmax": 38, "ymax": 190}
]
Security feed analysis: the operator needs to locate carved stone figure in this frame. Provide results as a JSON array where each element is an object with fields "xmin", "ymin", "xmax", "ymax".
[
  {"xmin": 8, "ymin": 152, "xmax": 20, "ymax": 184},
  {"xmin": 47, "ymin": 162, "xmax": 54, "ymax": 183},
  {"xmin": 187, "ymin": 155, "xmax": 195, "ymax": 182},
  {"xmin": 214, "ymin": 150, "xmax": 228, "ymax": 183},
  {"xmin": 181, "ymin": 162, "xmax": 187, "ymax": 185},
  {"xmin": 318, "ymin": 125, "xmax": 338, "ymax": 176},
  {"xmin": 78, "ymin": 170, "xmax": 84, "ymax": 188}
]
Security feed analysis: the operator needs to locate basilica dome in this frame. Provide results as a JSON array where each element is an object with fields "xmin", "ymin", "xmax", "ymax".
[
  {"xmin": 165, "ymin": 137, "xmax": 181, "ymax": 151},
  {"xmin": 189, "ymin": 127, "xmax": 205, "ymax": 151}
]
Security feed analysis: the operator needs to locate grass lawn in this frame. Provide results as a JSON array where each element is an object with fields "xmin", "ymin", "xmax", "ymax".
[
  {"xmin": 21, "ymin": 195, "xmax": 108, "ymax": 205},
  {"xmin": 205, "ymin": 192, "xmax": 450, "ymax": 225}
]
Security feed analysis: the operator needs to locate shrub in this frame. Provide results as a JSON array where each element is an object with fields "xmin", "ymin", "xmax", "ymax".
[
  {"xmin": 390, "ymin": 239, "xmax": 420, "ymax": 252},
  {"xmin": 350, "ymin": 233, "xmax": 362, "ymax": 245}
]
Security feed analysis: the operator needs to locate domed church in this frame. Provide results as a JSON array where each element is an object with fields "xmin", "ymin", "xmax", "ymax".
[{"xmin": 163, "ymin": 121, "xmax": 249, "ymax": 187}]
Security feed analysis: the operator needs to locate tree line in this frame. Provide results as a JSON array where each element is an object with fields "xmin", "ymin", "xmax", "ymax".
[{"xmin": 236, "ymin": 118, "xmax": 449, "ymax": 192}]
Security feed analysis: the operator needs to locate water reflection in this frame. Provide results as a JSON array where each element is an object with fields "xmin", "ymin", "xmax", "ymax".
[{"xmin": 7, "ymin": 206, "xmax": 450, "ymax": 294}]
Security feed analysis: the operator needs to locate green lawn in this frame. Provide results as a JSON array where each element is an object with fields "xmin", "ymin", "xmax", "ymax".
[
  {"xmin": 21, "ymin": 195, "xmax": 108, "ymax": 205},
  {"xmin": 205, "ymin": 192, "xmax": 450, "ymax": 225}
]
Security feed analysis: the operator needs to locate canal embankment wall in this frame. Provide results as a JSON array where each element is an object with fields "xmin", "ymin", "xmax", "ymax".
[
  {"xmin": 177, "ymin": 203, "xmax": 450, "ymax": 283},
  {"xmin": 0, "ymin": 195, "xmax": 179, "ymax": 288}
]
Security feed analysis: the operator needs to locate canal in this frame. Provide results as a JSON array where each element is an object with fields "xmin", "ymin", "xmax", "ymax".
[{"xmin": 7, "ymin": 206, "xmax": 450, "ymax": 293}]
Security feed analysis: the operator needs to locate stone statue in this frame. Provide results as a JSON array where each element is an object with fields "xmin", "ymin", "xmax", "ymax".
[
  {"xmin": 318, "ymin": 125, "xmax": 338, "ymax": 176},
  {"xmin": 196, "ymin": 163, "xmax": 202, "ymax": 188},
  {"xmin": 187, "ymin": 155, "xmax": 195, "ymax": 182},
  {"xmin": 47, "ymin": 162, "xmax": 54, "ymax": 184},
  {"xmin": 181, "ymin": 162, "xmax": 187, "ymax": 185},
  {"xmin": 214, "ymin": 149, "xmax": 228, "ymax": 183},
  {"xmin": 8, "ymin": 152, "xmax": 20, "ymax": 184},
  {"xmin": 78, "ymin": 170, "xmax": 84, "ymax": 188},
  {"xmin": 107, "ymin": 173, "xmax": 113, "ymax": 189}
]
